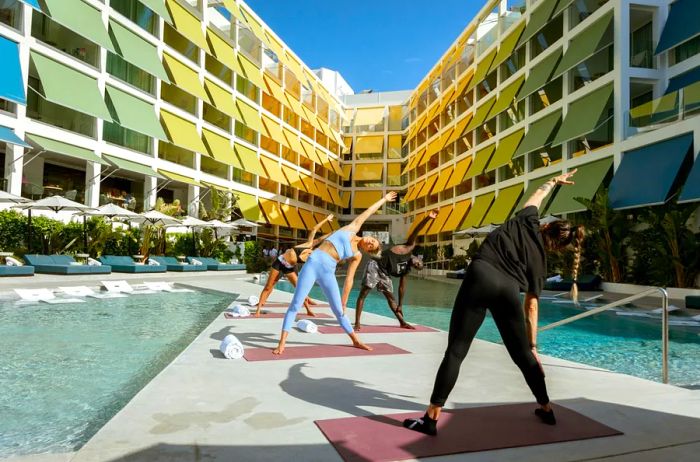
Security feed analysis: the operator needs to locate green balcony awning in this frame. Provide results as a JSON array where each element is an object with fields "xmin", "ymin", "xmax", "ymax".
[
  {"xmin": 464, "ymin": 95, "xmax": 496, "ymax": 132},
  {"xmin": 656, "ymin": 0, "xmax": 700, "ymax": 54},
  {"xmin": 102, "ymin": 154, "xmax": 163, "ymax": 178},
  {"xmin": 489, "ymin": 21, "xmax": 526, "ymax": 73},
  {"xmin": 139, "ymin": 0, "xmax": 173, "ymax": 23},
  {"xmin": 679, "ymin": 153, "xmax": 700, "ymax": 204},
  {"xmin": 684, "ymin": 81, "xmax": 700, "ymax": 113},
  {"xmin": 460, "ymin": 192, "xmax": 495, "ymax": 230},
  {"xmin": 0, "ymin": 125, "xmax": 31, "ymax": 149},
  {"xmin": 552, "ymin": 0, "xmax": 575, "ymax": 18},
  {"xmin": 106, "ymin": 86, "xmax": 167, "ymax": 140},
  {"xmin": 466, "ymin": 47, "xmax": 497, "ymax": 92},
  {"xmin": 0, "ymin": 36, "xmax": 25, "ymax": 105},
  {"xmin": 552, "ymin": 11, "xmax": 613, "ymax": 79},
  {"xmin": 31, "ymin": 52, "xmax": 112, "ymax": 121},
  {"xmin": 517, "ymin": 0, "xmax": 560, "ymax": 48},
  {"xmin": 486, "ymin": 75, "xmax": 525, "ymax": 120},
  {"xmin": 551, "ymin": 84, "xmax": 613, "ymax": 146},
  {"xmin": 609, "ymin": 133, "xmax": 693, "ymax": 210},
  {"xmin": 517, "ymin": 48, "xmax": 562, "ymax": 101},
  {"xmin": 548, "ymin": 157, "xmax": 613, "ymax": 214},
  {"xmin": 514, "ymin": 109, "xmax": 562, "ymax": 157},
  {"xmin": 26, "ymin": 133, "xmax": 108, "ymax": 165},
  {"xmin": 109, "ymin": 20, "xmax": 169, "ymax": 82},
  {"xmin": 486, "ymin": 129, "xmax": 524, "ymax": 172},
  {"xmin": 515, "ymin": 174, "xmax": 553, "ymax": 212},
  {"xmin": 482, "ymin": 183, "xmax": 524, "ymax": 225},
  {"xmin": 465, "ymin": 143, "xmax": 496, "ymax": 179},
  {"xmin": 43, "ymin": 0, "xmax": 115, "ymax": 52},
  {"xmin": 158, "ymin": 169, "xmax": 202, "ymax": 187},
  {"xmin": 235, "ymin": 191, "xmax": 262, "ymax": 222}
]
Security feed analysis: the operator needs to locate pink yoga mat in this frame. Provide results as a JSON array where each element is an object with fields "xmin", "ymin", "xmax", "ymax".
[
  {"xmin": 224, "ymin": 312, "xmax": 332, "ymax": 320},
  {"xmin": 261, "ymin": 303, "xmax": 331, "ymax": 308},
  {"xmin": 319, "ymin": 325, "xmax": 438, "ymax": 334},
  {"xmin": 244, "ymin": 343, "xmax": 410, "ymax": 362},
  {"xmin": 315, "ymin": 403, "xmax": 622, "ymax": 462}
]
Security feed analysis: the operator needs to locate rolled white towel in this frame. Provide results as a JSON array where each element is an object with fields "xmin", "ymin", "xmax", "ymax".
[
  {"xmin": 219, "ymin": 334, "xmax": 244, "ymax": 359},
  {"xmin": 247, "ymin": 295, "xmax": 260, "ymax": 306},
  {"xmin": 296, "ymin": 319, "xmax": 318, "ymax": 333},
  {"xmin": 87, "ymin": 257, "xmax": 102, "ymax": 266},
  {"xmin": 228, "ymin": 304, "xmax": 251, "ymax": 317}
]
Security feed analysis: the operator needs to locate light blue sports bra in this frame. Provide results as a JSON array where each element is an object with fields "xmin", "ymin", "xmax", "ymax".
[{"xmin": 326, "ymin": 230, "xmax": 356, "ymax": 260}]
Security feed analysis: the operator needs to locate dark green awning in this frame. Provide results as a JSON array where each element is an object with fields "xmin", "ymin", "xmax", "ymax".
[
  {"xmin": 109, "ymin": 20, "xmax": 170, "ymax": 82},
  {"xmin": 515, "ymin": 174, "xmax": 553, "ymax": 212},
  {"xmin": 466, "ymin": 48, "xmax": 497, "ymax": 92},
  {"xmin": 485, "ymin": 129, "xmax": 524, "ymax": 172},
  {"xmin": 517, "ymin": 0, "xmax": 560, "ymax": 48},
  {"xmin": 43, "ymin": 0, "xmax": 115, "ymax": 52},
  {"xmin": 514, "ymin": 109, "xmax": 562, "ymax": 157},
  {"xmin": 552, "ymin": 11, "xmax": 613, "ymax": 79},
  {"xmin": 26, "ymin": 134, "xmax": 109, "ymax": 165},
  {"xmin": 551, "ymin": 84, "xmax": 613, "ymax": 146},
  {"xmin": 517, "ymin": 48, "xmax": 562, "ymax": 101},
  {"xmin": 464, "ymin": 144, "xmax": 496, "ymax": 179},
  {"xmin": 103, "ymin": 154, "xmax": 164, "ymax": 178},
  {"xmin": 666, "ymin": 66, "xmax": 700, "ymax": 94},
  {"xmin": 106, "ymin": 86, "xmax": 167, "ymax": 140},
  {"xmin": 551, "ymin": 0, "xmax": 575, "ymax": 18},
  {"xmin": 679, "ymin": 153, "xmax": 700, "ymax": 204},
  {"xmin": 609, "ymin": 133, "xmax": 693, "ymax": 209},
  {"xmin": 656, "ymin": 0, "xmax": 700, "ymax": 54},
  {"xmin": 548, "ymin": 157, "xmax": 613, "ymax": 214}
]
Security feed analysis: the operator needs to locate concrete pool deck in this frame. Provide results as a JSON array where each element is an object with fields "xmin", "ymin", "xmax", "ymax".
[{"xmin": 3, "ymin": 272, "xmax": 700, "ymax": 462}]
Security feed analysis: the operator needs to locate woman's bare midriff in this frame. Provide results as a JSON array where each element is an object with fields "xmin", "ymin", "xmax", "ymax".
[{"xmin": 317, "ymin": 241, "xmax": 341, "ymax": 262}]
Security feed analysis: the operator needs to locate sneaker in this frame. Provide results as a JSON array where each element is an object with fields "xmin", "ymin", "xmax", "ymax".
[
  {"xmin": 535, "ymin": 407, "xmax": 556, "ymax": 425},
  {"xmin": 402, "ymin": 414, "xmax": 437, "ymax": 436}
]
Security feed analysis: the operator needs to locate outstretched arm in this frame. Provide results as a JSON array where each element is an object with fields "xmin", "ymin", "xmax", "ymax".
[
  {"xmin": 309, "ymin": 232, "xmax": 332, "ymax": 249},
  {"xmin": 301, "ymin": 214, "xmax": 334, "ymax": 248},
  {"xmin": 523, "ymin": 170, "xmax": 577, "ymax": 211},
  {"xmin": 341, "ymin": 253, "xmax": 363, "ymax": 310},
  {"xmin": 344, "ymin": 192, "xmax": 397, "ymax": 233}
]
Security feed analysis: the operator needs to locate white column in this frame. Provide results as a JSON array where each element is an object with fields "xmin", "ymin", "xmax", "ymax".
[
  {"xmin": 613, "ymin": 0, "xmax": 631, "ymax": 157},
  {"xmin": 144, "ymin": 175, "xmax": 157, "ymax": 210},
  {"xmin": 4, "ymin": 144, "xmax": 24, "ymax": 195},
  {"xmin": 85, "ymin": 162, "xmax": 100, "ymax": 207},
  {"xmin": 188, "ymin": 184, "xmax": 200, "ymax": 217}
]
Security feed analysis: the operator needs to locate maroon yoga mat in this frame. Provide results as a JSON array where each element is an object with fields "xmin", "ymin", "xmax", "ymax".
[
  {"xmin": 244, "ymin": 343, "xmax": 410, "ymax": 362},
  {"xmin": 224, "ymin": 312, "xmax": 332, "ymax": 320},
  {"xmin": 319, "ymin": 325, "xmax": 438, "ymax": 334},
  {"xmin": 315, "ymin": 403, "xmax": 622, "ymax": 462},
  {"xmin": 261, "ymin": 303, "xmax": 332, "ymax": 309}
]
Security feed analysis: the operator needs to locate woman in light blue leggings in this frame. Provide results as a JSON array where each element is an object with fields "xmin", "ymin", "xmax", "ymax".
[{"xmin": 273, "ymin": 191, "xmax": 398, "ymax": 355}]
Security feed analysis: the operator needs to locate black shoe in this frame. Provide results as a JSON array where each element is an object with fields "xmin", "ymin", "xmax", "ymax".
[
  {"xmin": 535, "ymin": 407, "xmax": 556, "ymax": 425},
  {"xmin": 402, "ymin": 413, "xmax": 437, "ymax": 436}
]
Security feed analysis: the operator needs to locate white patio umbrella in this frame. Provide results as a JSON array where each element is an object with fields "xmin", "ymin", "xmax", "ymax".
[
  {"xmin": 207, "ymin": 219, "xmax": 238, "ymax": 240},
  {"xmin": 78, "ymin": 203, "xmax": 142, "ymax": 254},
  {"xmin": 12, "ymin": 195, "xmax": 95, "ymax": 253},
  {"xmin": 231, "ymin": 217, "xmax": 259, "ymax": 228},
  {"xmin": 0, "ymin": 190, "xmax": 31, "ymax": 204},
  {"xmin": 177, "ymin": 216, "xmax": 213, "ymax": 255},
  {"xmin": 133, "ymin": 210, "xmax": 182, "ymax": 226}
]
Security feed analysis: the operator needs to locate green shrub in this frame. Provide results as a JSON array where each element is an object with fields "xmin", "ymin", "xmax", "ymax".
[{"xmin": 244, "ymin": 240, "xmax": 267, "ymax": 273}]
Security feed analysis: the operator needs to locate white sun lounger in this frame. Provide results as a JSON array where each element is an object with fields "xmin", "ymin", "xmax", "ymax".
[
  {"xmin": 101, "ymin": 280, "xmax": 156, "ymax": 295},
  {"xmin": 14, "ymin": 288, "xmax": 84, "ymax": 304},
  {"xmin": 651, "ymin": 305, "xmax": 681, "ymax": 314},
  {"xmin": 142, "ymin": 281, "xmax": 194, "ymax": 293},
  {"xmin": 59, "ymin": 286, "xmax": 127, "ymax": 299}
]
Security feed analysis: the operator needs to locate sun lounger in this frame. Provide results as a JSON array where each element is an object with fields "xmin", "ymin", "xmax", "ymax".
[
  {"xmin": 149, "ymin": 256, "xmax": 207, "ymax": 272},
  {"xmin": 14, "ymin": 288, "xmax": 84, "ymax": 304},
  {"xmin": 544, "ymin": 274, "xmax": 602, "ymax": 291},
  {"xmin": 23, "ymin": 255, "xmax": 111, "ymax": 275},
  {"xmin": 98, "ymin": 256, "xmax": 166, "ymax": 273},
  {"xmin": 686, "ymin": 296, "xmax": 700, "ymax": 310},
  {"xmin": 101, "ymin": 280, "xmax": 157, "ymax": 295},
  {"xmin": 0, "ymin": 264, "xmax": 34, "ymax": 277},
  {"xmin": 58, "ymin": 286, "xmax": 127, "ymax": 299},
  {"xmin": 186, "ymin": 256, "xmax": 245, "ymax": 271},
  {"xmin": 142, "ymin": 281, "xmax": 194, "ymax": 293}
]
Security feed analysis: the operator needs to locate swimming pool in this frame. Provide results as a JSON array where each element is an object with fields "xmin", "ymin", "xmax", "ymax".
[
  {"xmin": 0, "ymin": 289, "xmax": 231, "ymax": 459},
  {"xmin": 273, "ymin": 277, "xmax": 700, "ymax": 387}
]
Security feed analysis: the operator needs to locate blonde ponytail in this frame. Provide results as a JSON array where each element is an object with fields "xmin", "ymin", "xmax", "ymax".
[{"xmin": 570, "ymin": 225, "xmax": 585, "ymax": 304}]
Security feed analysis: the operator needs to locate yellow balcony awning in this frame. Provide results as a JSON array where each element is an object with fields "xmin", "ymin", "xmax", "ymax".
[
  {"xmin": 402, "ymin": 148, "xmax": 423, "ymax": 175},
  {"xmin": 283, "ymin": 128, "xmax": 304, "ymax": 154},
  {"xmin": 204, "ymin": 79, "xmax": 237, "ymax": 118},
  {"xmin": 403, "ymin": 184, "xmax": 420, "ymax": 202},
  {"xmin": 432, "ymin": 166, "xmax": 453, "ymax": 194},
  {"xmin": 341, "ymin": 163, "xmax": 352, "ymax": 180},
  {"xmin": 460, "ymin": 192, "xmax": 495, "ymax": 230},
  {"xmin": 329, "ymin": 158, "xmax": 343, "ymax": 177},
  {"xmin": 202, "ymin": 180, "xmax": 232, "ymax": 193},
  {"xmin": 259, "ymin": 155, "xmax": 288, "ymax": 185},
  {"xmin": 301, "ymin": 175, "xmax": 319, "ymax": 196},
  {"xmin": 234, "ymin": 190, "xmax": 263, "ymax": 223},
  {"xmin": 236, "ymin": 99, "xmax": 264, "ymax": 133},
  {"xmin": 423, "ymin": 135, "xmax": 443, "ymax": 164},
  {"xmin": 280, "ymin": 204, "xmax": 305, "ymax": 230},
  {"xmin": 159, "ymin": 169, "xmax": 202, "ymax": 187},
  {"xmin": 281, "ymin": 165, "xmax": 304, "ymax": 190},
  {"xmin": 202, "ymin": 129, "xmax": 233, "ymax": 162},
  {"xmin": 259, "ymin": 199, "xmax": 288, "ymax": 226},
  {"xmin": 299, "ymin": 208, "xmax": 317, "ymax": 228},
  {"xmin": 406, "ymin": 212, "xmax": 426, "ymax": 236},
  {"xmin": 163, "ymin": 54, "xmax": 210, "ymax": 102},
  {"xmin": 455, "ymin": 68, "xmax": 475, "ymax": 97},
  {"xmin": 315, "ymin": 182, "xmax": 334, "ymax": 203},
  {"xmin": 166, "ymin": 0, "xmax": 208, "ymax": 50},
  {"xmin": 445, "ymin": 156, "xmax": 473, "ymax": 189},
  {"xmin": 339, "ymin": 191, "xmax": 351, "ymax": 208},
  {"xmin": 235, "ymin": 143, "xmax": 266, "ymax": 177},
  {"xmin": 353, "ymin": 190, "xmax": 382, "ymax": 209},
  {"xmin": 262, "ymin": 115, "xmax": 286, "ymax": 145},
  {"xmin": 443, "ymin": 199, "xmax": 472, "ymax": 232},
  {"xmin": 465, "ymin": 143, "xmax": 496, "ymax": 179},
  {"xmin": 489, "ymin": 21, "xmax": 526, "ymax": 73},
  {"xmin": 427, "ymin": 206, "xmax": 454, "ymax": 235},
  {"xmin": 206, "ymin": 29, "xmax": 238, "ymax": 71},
  {"xmin": 160, "ymin": 110, "xmax": 207, "ymax": 154},
  {"xmin": 342, "ymin": 137, "xmax": 352, "ymax": 153},
  {"xmin": 300, "ymin": 140, "xmax": 320, "ymax": 164},
  {"xmin": 354, "ymin": 136, "xmax": 384, "ymax": 155},
  {"xmin": 354, "ymin": 163, "xmax": 383, "ymax": 181},
  {"xmin": 315, "ymin": 147, "xmax": 330, "ymax": 169},
  {"xmin": 238, "ymin": 54, "xmax": 265, "ymax": 89},
  {"xmin": 285, "ymin": 92, "xmax": 305, "ymax": 117},
  {"xmin": 329, "ymin": 187, "xmax": 343, "ymax": 206},
  {"xmin": 387, "ymin": 162, "xmax": 402, "ymax": 178},
  {"xmin": 263, "ymin": 74, "xmax": 286, "ymax": 102},
  {"xmin": 485, "ymin": 129, "xmax": 525, "ymax": 172},
  {"xmin": 445, "ymin": 113, "xmax": 473, "ymax": 146},
  {"xmin": 313, "ymin": 212, "xmax": 333, "ymax": 233},
  {"xmin": 416, "ymin": 173, "xmax": 439, "ymax": 198},
  {"xmin": 482, "ymin": 183, "xmax": 524, "ymax": 225}
]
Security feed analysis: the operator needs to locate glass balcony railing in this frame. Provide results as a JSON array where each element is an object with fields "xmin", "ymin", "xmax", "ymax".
[{"xmin": 628, "ymin": 82, "xmax": 700, "ymax": 133}]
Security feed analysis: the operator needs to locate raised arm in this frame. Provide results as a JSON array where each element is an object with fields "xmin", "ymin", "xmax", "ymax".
[
  {"xmin": 523, "ymin": 170, "xmax": 577, "ymax": 211},
  {"xmin": 344, "ymin": 192, "xmax": 397, "ymax": 233},
  {"xmin": 391, "ymin": 209, "xmax": 437, "ymax": 254},
  {"xmin": 301, "ymin": 214, "xmax": 334, "ymax": 248}
]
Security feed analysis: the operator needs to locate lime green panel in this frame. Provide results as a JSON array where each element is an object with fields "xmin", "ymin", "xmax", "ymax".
[
  {"xmin": 482, "ymin": 183, "xmax": 524, "ymax": 224},
  {"xmin": 26, "ymin": 134, "xmax": 108, "ymax": 165},
  {"xmin": 235, "ymin": 191, "xmax": 262, "ymax": 222},
  {"xmin": 548, "ymin": 157, "xmax": 613, "ymax": 214},
  {"xmin": 490, "ymin": 21, "xmax": 526, "ymax": 73},
  {"xmin": 139, "ymin": 0, "xmax": 173, "ymax": 23},
  {"xmin": 552, "ymin": 84, "xmax": 613, "ymax": 146},
  {"xmin": 43, "ymin": 0, "xmax": 115, "ymax": 52},
  {"xmin": 485, "ymin": 129, "xmax": 524, "ymax": 172},
  {"xmin": 464, "ymin": 95, "xmax": 496, "ymax": 132},
  {"xmin": 486, "ymin": 75, "xmax": 525, "ymax": 120},
  {"xmin": 30, "ymin": 52, "xmax": 112, "ymax": 121},
  {"xmin": 517, "ymin": 0, "xmax": 560, "ymax": 48},
  {"xmin": 467, "ymin": 47, "xmax": 497, "ymax": 92},
  {"xmin": 106, "ymin": 86, "xmax": 166, "ymax": 140},
  {"xmin": 102, "ymin": 154, "xmax": 163, "ymax": 178},
  {"xmin": 517, "ymin": 48, "xmax": 562, "ymax": 101},
  {"xmin": 514, "ymin": 109, "xmax": 562, "ymax": 157},
  {"xmin": 159, "ymin": 169, "xmax": 202, "ymax": 187},
  {"xmin": 464, "ymin": 143, "xmax": 496, "ymax": 179},
  {"xmin": 515, "ymin": 174, "xmax": 553, "ymax": 212},
  {"xmin": 460, "ymin": 192, "xmax": 495, "ymax": 229},
  {"xmin": 553, "ymin": 11, "xmax": 614, "ymax": 79},
  {"xmin": 109, "ymin": 20, "xmax": 169, "ymax": 82}
]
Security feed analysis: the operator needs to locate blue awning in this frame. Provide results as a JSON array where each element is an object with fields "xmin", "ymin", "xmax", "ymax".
[
  {"xmin": 0, "ymin": 126, "xmax": 31, "ymax": 149},
  {"xmin": 609, "ymin": 133, "xmax": 693, "ymax": 210},
  {"xmin": 0, "ymin": 36, "xmax": 26, "ymax": 105},
  {"xmin": 666, "ymin": 66, "xmax": 700, "ymax": 94},
  {"xmin": 18, "ymin": 0, "xmax": 42, "ymax": 10},
  {"xmin": 656, "ymin": 0, "xmax": 700, "ymax": 54},
  {"xmin": 679, "ymin": 155, "xmax": 700, "ymax": 204}
]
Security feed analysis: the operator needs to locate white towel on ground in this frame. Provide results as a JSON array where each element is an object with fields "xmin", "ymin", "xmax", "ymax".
[
  {"xmin": 296, "ymin": 319, "xmax": 318, "ymax": 333},
  {"xmin": 219, "ymin": 334, "xmax": 244, "ymax": 359},
  {"xmin": 227, "ymin": 303, "xmax": 251, "ymax": 317}
]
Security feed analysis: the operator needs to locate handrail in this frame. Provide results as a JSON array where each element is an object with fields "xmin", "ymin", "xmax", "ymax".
[{"xmin": 539, "ymin": 287, "xmax": 670, "ymax": 383}]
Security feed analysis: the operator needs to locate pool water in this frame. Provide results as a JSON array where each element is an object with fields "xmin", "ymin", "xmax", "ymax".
[
  {"xmin": 274, "ymin": 277, "xmax": 700, "ymax": 387},
  {"xmin": 0, "ymin": 290, "xmax": 231, "ymax": 459}
]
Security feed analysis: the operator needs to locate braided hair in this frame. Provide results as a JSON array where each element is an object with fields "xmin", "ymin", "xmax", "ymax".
[{"xmin": 541, "ymin": 221, "xmax": 586, "ymax": 304}]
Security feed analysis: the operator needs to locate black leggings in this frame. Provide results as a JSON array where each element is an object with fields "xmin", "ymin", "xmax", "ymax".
[{"xmin": 430, "ymin": 259, "xmax": 549, "ymax": 406}]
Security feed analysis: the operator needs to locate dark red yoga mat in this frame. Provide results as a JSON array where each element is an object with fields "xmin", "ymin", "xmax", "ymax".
[
  {"xmin": 261, "ymin": 302, "xmax": 331, "ymax": 308},
  {"xmin": 319, "ymin": 325, "xmax": 438, "ymax": 334},
  {"xmin": 224, "ymin": 312, "xmax": 332, "ymax": 319},
  {"xmin": 315, "ymin": 403, "xmax": 622, "ymax": 462},
  {"xmin": 244, "ymin": 343, "xmax": 410, "ymax": 362}
]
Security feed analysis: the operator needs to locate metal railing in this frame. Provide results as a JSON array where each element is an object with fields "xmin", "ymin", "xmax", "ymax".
[
  {"xmin": 539, "ymin": 287, "xmax": 670, "ymax": 383},
  {"xmin": 415, "ymin": 259, "xmax": 452, "ymax": 278}
]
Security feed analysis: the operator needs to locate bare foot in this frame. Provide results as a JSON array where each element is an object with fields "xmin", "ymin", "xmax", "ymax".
[
  {"xmin": 353, "ymin": 342, "xmax": 372, "ymax": 351},
  {"xmin": 354, "ymin": 323, "xmax": 362, "ymax": 331},
  {"xmin": 400, "ymin": 323, "xmax": 416, "ymax": 330},
  {"xmin": 272, "ymin": 346, "xmax": 285, "ymax": 355},
  {"xmin": 305, "ymin": 311, "xmax": 316, "ymax": 317},
  {"xmin": 254, "ymin": 311, "xmax": 261, "ymax": 318}
]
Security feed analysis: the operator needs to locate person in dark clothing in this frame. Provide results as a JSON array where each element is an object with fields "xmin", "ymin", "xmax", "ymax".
[
  {"xmin": 354, "ymin": 210, "xmax": 438, "ymax": 330},
  {"xmin": 403, "ymin": 170, "xmax": 584, "ymax": 436}
]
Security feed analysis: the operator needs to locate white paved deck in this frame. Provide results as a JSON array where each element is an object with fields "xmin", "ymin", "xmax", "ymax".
[{"xmin": 3, "ymin": 272, "xmax": 700, "ymax": 462}]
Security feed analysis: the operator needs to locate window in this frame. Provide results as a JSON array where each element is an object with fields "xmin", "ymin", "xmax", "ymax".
[
  {"xmin": 529, "ymin": 78, "xmax": 562, "ymax": 116},
  {"xmin": 262, "ymin": 92, "xmax": 281, "ymax": 117},
  {"xmin": 673, "ymin": 35, "xmax": 700, "ymax": 65},
  {"xmin": 103, "ymin": 121, "xmax": 151, "ymax": 154},
  {"xmin": 201, "ymin": 156, "xmax": 228, "ymax": 179},
  {"xmin": 111, "ymin": 0, "xmax": 158, "ymax": 35},
  {"xmin": 107, "ymin": 52, "xmax": 155, "ymax": 94},
  {"xmin": 630, "ymin": 20, "xmax": 654, "ymax": 68},
  {"xmin": 31, "ymin": 11, "xmax": 100, "ymax": 67},
  {"xmin": 161, "ymin": 82, "xmax": 197, "ymax": 114},
  {"xmin": 532, "ymin": 14, "xmax": 563, "ymax": 59},
  {"xmin": 158, "ymin": 141, "xmax": 195, "ymax": 168},
  {"xmin": 205, "ymin": 55, "xmax": 232, "ymax": 84},
  {"xmin": 233, "ymin": 167, "xmax": 254, "ymax": 186},
  {"xmin": 235, "ymin": 122, "xmax": 258, "ymax": 146},
  {"xmin": 236, "ymin": 75, "xmax": 259, "ymax": 102},
  {"xmin": 164, "ymin": 24, "xmax": 199, "ymax": 64},
  {"xmin": 203, "ymin": 102, "xmax": 231, "ymax": 131},
  {"xmin": 237, "ymin": 26, "xmax": 262, "ymax": 65},
  {"xmin": 0, "ymin": 0, "xmax": 22, "ymax": 30},
  {"xmin": 570, "ymin": 46, "xmax": 613, "ymax": 92},
  {"xmin": 529, "ymin": 145, "xmax": 562, "ymax": 171}
]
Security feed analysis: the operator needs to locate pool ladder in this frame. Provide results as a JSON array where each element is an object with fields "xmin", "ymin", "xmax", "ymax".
[{"xmin": 538, "ymin": 287, "xmax": 670, "ymax": 384}]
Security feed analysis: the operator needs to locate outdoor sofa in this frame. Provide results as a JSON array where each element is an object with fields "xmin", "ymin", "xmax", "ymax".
[
  {"xmin": 544, "ymin": 274, "xmax": 602, "ymax": 291},
  {"xmin": 23, "ymin": 255, "xmax": 111, "ymax": 275},
  {"xmin": 186, "ymin": 256, "xmax": 245, "ymax": 271},
  {"xmin": 0, "ymin": 264, "xmax": 34, "ymax": 277},
  {"xmin": 149, "ymin": 256, "xmax": 207, "ymax": 272},
  {"xmin": 98, "ymin": 255, "xmax": 166, "ymax": 273}
]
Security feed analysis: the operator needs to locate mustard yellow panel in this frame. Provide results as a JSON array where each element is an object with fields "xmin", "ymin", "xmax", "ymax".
[
  {"xmin": 259, "ymin": 155, "xmax": 288, "ymax": 185},
  {"xmin": 259, "ymin": 199, "xmax": 288, "ymax": 226},
  {"xmin": 354, "ymin": 136, "xmax": 384, "ymax": 155},
  {"xmin": 160, "ymin": 110, "xmax": 207, "ymax": 154},
  {"xmin": 354, "ymin": 163, "xmax": 383, "ymax": 181},
  {"xmin": 262, "ymin": 115, "xmax": 286, "ymax": 145},
  {"xmin": 280, "ymin": 204, "xmax": 305, "ymax": 230},
  {"xmin": 442, "ymin": 199, "xmax": 472, "ymax": 232},
  {"xmin": 353, "ymin": 190, "xmax": 382, "ymax": 209},
  {"xmin": 427, "ymin": 206, "xmax": 454, "ymax": 235}
]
